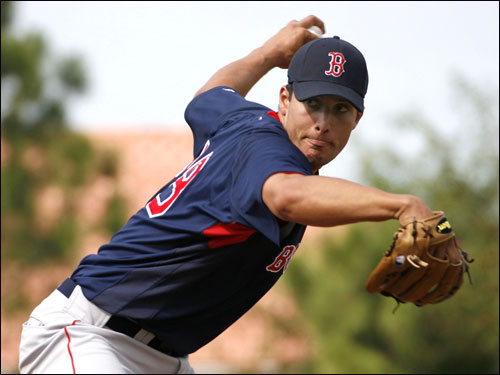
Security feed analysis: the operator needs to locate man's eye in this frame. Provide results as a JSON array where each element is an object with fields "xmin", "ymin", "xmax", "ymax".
[
  {"xmin": 306, "ymin": 99, "xmax": 320, "ymax": 108},
  {"xmin": 335, "ymin": 104, "xmax": 349, "ymax": 112}
]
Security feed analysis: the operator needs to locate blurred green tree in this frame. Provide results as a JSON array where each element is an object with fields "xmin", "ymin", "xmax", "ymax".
[
  {"xmin": 1, "ymin": 1, "xmax": 126, "ymax": 268},
  {"xmin": 284, "ymin": 77, "xmax": 499, "ymax": 374}
]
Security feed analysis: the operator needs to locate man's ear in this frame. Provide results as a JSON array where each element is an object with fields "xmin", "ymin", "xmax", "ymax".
[
  {"xmin": 278, "ymin": 86, "xmax": 290, "ymax": 121},
  {"xmin": 352, "ymin": 111, "xmax": 363, "ymax": 130}
]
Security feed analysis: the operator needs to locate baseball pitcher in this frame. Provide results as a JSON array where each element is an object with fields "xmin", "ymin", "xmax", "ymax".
[{"xmin": 18, "ymin": 15, "xmax": 472, "ymax": 374}]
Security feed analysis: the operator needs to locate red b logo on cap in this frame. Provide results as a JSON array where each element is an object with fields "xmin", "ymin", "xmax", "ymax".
[{"xmin": 325, "ymin": 52, "xmax": 346, "ymax": 77}]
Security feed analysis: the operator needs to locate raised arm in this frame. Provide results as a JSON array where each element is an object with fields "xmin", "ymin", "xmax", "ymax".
[
  {"xmin": 262, "ymin": 173, "xmax": 434, "ymax": 227},
  {"xmin": 194, "ymin": 15, "xmax": 325, "ymax": 98}
]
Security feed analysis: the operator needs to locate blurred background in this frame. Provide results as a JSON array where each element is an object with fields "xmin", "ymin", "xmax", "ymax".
[{"xmin": 1, "ymin": 1, "xmax": 498, "ymax": 373}]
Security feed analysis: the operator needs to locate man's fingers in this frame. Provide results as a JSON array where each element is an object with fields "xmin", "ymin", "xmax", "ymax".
[{"xmin": 297, "ymin": 15, "xmax": 325, "ymax": 34}]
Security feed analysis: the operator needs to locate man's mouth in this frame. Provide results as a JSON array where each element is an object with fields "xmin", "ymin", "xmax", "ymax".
[{"xmin": 306, "ymin": 138, "xmax": 332, "ymax": 148}]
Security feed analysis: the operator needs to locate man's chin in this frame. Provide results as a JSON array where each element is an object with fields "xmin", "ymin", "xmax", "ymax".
[{"xmin": 308, "ymin": 156, "xmax": 336, "ymax": 173}]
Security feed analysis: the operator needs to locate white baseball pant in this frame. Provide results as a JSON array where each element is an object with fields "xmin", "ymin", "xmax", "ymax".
[{"xmin": 18, "ymin": 284, "xmax": 194, "ymax": 374}]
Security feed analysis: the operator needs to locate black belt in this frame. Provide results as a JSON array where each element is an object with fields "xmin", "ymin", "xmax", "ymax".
[{"xmin": 57, "ymin": 278, "xmax": 177, "ymax": 357}]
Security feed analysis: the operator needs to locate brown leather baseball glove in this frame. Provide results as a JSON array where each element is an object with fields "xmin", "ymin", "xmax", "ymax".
[{"xmin": 365, "ymin": 211, "xmax": 473, "ymax": 308}]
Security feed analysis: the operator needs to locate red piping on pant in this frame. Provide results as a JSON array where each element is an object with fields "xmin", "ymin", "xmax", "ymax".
[{"xmin": 64, "ymin": 320, "xmax": 80, "ymax": 374}]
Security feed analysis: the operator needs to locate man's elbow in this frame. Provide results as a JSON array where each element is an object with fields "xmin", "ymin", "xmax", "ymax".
[
  {"xmin": 264, "ymin": 185, "xmax": 302, "ymax": 222},
  {"xmin": 272, "ymin": 198, "xmax": 294, "ymax": 222}
]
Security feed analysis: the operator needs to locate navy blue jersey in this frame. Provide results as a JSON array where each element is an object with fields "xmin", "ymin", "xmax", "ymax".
[{"xmin": 69, "ymin": 86, "xmax": 313, "ymax": 355}]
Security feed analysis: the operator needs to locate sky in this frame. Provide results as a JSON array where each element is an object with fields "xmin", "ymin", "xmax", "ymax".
[{"xmin": 11, "ymin": 1, "xmax": 500, "ymax": 179}]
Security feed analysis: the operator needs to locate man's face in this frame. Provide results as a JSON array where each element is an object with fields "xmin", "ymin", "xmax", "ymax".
[{"xmin": 278, "ymin": 86, "xmax": 363, "ymax": 173}]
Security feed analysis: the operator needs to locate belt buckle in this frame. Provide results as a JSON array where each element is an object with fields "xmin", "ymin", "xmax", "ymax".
[{"xmin": 133, "ymin": 328, "xmax": 156, "ymax": 345}]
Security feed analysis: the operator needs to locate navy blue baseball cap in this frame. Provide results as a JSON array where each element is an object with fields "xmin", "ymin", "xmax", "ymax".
[{"xmin": 288, "ymin": 35, "xmax": 368, "ymax": 112}]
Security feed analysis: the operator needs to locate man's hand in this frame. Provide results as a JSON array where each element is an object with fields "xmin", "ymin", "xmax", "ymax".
[
  {"xmin": 394, "ymin": 195, "xmax": 435, "ymax": 226},
  {"xmin": 258, "ymin": 15, "xmax": 325, "ymax": 69}
]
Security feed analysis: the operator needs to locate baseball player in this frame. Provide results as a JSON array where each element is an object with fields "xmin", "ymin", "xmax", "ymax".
[{"xmin": 19, "ymin": 15, "xmax": 435, "ymax": 374}]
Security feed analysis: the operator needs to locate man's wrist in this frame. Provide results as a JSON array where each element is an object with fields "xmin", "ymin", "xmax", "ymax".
[{"xmin": 249, "ymin": 46, "xmax": 277, "ymax": 73}]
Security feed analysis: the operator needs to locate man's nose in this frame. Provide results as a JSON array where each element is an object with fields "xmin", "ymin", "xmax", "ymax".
[{"xmin": 314, "ymin": 112, "xmax": 331, "ymax": 133}]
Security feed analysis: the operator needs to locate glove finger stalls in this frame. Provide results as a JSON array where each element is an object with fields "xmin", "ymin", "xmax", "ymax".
[
  {"xmin": 446, "ymin": 238, "xmax": 464, "ymax": 265},
  {"xmin": 366, "ymin": 222, "xmax": 430, "ymax": 294},
  {"xmin": 382, "ymin": 249, "xmax": 448, "ymax": 303},
  {"xmin": 397, "ymin": 259, "xmax": 448, "ymax": 303},
  {"xmin": 383, "ymin": 265, "xmax": 426, "ymax": 297},
  {"xmin": 417, "ymin": 263, "xmax": 464, "ymax": 305},
  {"xmin": 430, "ymin": 242, "xmax": 447, "ymax": 259},
  {"xmin": 365, "ymin": 256, "xmax": 403, "ymax": 293}
]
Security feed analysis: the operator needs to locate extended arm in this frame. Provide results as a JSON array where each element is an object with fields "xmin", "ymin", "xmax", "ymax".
[
  {"xmin": 194, "ymin": 15, "xmax": 325, "ymax": 98},
  {"xmin": 262, "ymin": 173, "xmax": 434, "ymax": 227}
]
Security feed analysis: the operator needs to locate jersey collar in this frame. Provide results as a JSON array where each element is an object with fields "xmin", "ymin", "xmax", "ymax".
[{"xmin": 266, "ymin": 110, "xmax": 282, "ymax": 125}]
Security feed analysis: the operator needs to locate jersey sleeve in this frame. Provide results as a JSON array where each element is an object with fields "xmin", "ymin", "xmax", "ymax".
[
  {"xmin": 184, "ymin": 86, "xmax": 266, "ymax": 157},
  {"xmin": 230, "ymin": 125, "xmax": 313, "ymax": 245}
]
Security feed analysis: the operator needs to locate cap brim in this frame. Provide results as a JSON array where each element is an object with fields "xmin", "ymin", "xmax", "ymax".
[{"xmin": 293, "ymin": 81, "xmax": 364, "ymax": 112}]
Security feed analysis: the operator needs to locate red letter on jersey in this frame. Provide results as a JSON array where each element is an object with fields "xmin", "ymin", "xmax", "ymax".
[
  {"xmin": 146, "ymin": 151, "xmax": 213, "ymax": 218},
  {"xmin": 266, "ymin": 245, "xmax": 298, "ymax": 273}
]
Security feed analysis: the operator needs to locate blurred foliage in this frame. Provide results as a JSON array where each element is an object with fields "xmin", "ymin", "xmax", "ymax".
[
  {"xmin": 284, "ymin": 77, "xmax": 499, "ymax": 374},
  {"xmin": 105, "ymin": 193, "xmax": 128, "ymax": 234},
  {"xmin": 1, "ymin": 1, "xmax": 126, "ymax": 268}
]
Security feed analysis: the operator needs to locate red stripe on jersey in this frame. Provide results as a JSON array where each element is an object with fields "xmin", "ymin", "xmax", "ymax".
[
  {"xmin": 203, "ymin": 222, "xmax": 257, "ymax": 248},
  {"xmin": 266, "ymin": 110, "xmax": 281, "ymax": 123}
]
